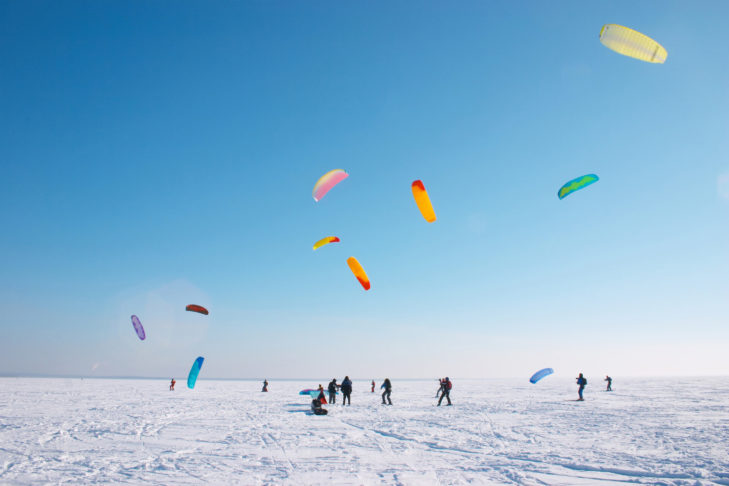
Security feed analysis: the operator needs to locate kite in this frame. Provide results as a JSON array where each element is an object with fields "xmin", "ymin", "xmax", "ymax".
[
  {"xmin": 599, "ymin": 24, "xmax": 667, "ymax": 64},
  {"xmin": 411, "ymin": 180, "xmax": 436, "ymax": 223},
  {"xmin": 313, "ymin": 236, "xmax": 340, "ymax": 251},
  {"xmin": 312, "ymin": 169, "xmax": 348, "ymax": 202},
  {"xmin": 558, "ymin": 174, "xmax": 599, "ymax": 199},
  {"xmin": 187, "ymin": 356, "xmax": 205, "ymax": 389},
  {"xmin": 186, "ymin": 305, "xmax": 209, "ymax": 315},
  {"xmin": 530, "ymin": 368, "xmax": 554, "ymax": 384},
  {"xmin": 347, "ymin": 257, "xmax": 370, "ymax": 290},
  {"xmin": 130, "ymin": 315, "xmax": 146, "ymax": 340}
]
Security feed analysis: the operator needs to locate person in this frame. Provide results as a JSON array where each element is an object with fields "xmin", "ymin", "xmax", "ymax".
[
  {"xmin": 381, "ymin": 378, "xmax": 392, "ymax": 405},
  {"xmin": 169, "ymin": 378, "xmax": 176, "ymax": 391},
  {"xmin": 604, "ymin": 375, "xmax": 612, "ymax": 392},
  {"xmin": 328, "ymin": 378, "xmax": 338, "ymax": 404},
  {"xmin": 262, "ymin": 379, "xmax": 268, "ymax": 392},
  {"xmin": 317, "ymin": 384, "xmax": 327, "ymax": 404},
  {"xmin": 311, "ymin": 398, "xmax": 328, "ymax": 415},
  {"xmin": 576, "ymin": 373, "xmax": 587, "ymax": 400},
  {"xmin": 340, "ymin": 376, "xmax": 352, "ymax": 406},
  {"xmin": 371, "ymin": 380, "xmax": 375, "ymax": 393},
  {"xmin": 438, "ymin": 377, "xmax": 452, "ymax": 406}
]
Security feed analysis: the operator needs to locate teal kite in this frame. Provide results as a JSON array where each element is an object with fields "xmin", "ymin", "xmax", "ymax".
[{"xmin": 558, "ymin": 174, "xmax": 599, "ymax": 199}]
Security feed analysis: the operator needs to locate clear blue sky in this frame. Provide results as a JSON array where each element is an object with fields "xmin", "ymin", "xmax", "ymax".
[{"xmin": 2, "ymin": 1, "xmax": 728, "ymax": 380}]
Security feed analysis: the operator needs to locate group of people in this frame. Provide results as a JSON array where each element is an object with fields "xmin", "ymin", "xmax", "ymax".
[{"xmin": 575, "ymin": 373, "xmax": 614, "ymax": 400}]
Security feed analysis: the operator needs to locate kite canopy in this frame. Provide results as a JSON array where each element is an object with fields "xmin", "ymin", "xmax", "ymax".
[
  {"xmin": 558, "ymin": 174, "xmax": 599, "ymax": 199},
  {"xmin": 130, "ymin": 315, "xmax": 145, "ymax": 341},
  {"xmin": 347, "ymin": 257, "xmax": 370, "ymax": 291},
  {"xmin": 411, "ymin": 180, "xmax": 436, "ymax": 223},
  {"xmin": 599, "ymin": 24, "xmax": 667, "ymax": 64},
  {"xmin": 313, "ymin": 236, "xmax": 340, "ymax": 251},
  {"xmin": 187, "ymin": 357, "xmax": 205, "ymax": 389},
  {"xmin": 530, "ymin": 368, "xmax": 554, "ymax": 384},
  {"xmin": 186, "ymin": 304, "xmax": 209, "ymax": 315},
  {"xmin": 312, "ymin": 169, "xmax": 348, "ymax": 202}
]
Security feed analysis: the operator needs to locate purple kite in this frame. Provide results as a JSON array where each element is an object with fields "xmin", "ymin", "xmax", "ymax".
[{"xmin": 131, "ymin": 315, "xmax": 146, "ymax": 340}]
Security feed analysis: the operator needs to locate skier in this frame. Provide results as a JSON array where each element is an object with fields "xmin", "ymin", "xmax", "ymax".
[
  {"xmin": 340, "ymin": 376, "xmax": 352, "ymax": 406},
  {"xmin": 262, "ymin": 379, "xmax": 268, "ymax": 392},
  {"xmin": 328, "ymin": 378, "xmax": 338, "ymax": 404},
  {"xmin": 604, "ymin": 375, "xmax": 612, "ymax": 392},
  {"xmin": 381, "ymin": 378, "xmax": 392, "ymax": 405},
  {"xmin": 169, "ymin": 378, "xmax": 176, "ymax": 391},
  {"xmin": 371, "ymin": 380, "xmax": 375, "ymax": 393},
  {"xmin": 437, "ymin": 377, "xmax": 452, "ymax": 406},
  {"xmin": 576, "ymin": 373, "xmax": 587, "ymax": 400}
]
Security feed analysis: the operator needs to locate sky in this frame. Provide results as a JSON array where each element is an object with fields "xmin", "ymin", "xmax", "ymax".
[{"xmin": 1, "ymin": 1, "xmax": 728, "ymax": 380}]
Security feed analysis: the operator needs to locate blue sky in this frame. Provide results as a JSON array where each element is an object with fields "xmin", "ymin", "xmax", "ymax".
[{"xmin": 1, "ymin": 1, "xmax": 728, "ymax": 380}]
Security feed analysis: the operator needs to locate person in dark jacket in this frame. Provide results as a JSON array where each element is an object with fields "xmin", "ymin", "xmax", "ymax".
[
  {"xmin": 576, "ymin": 373, "xmax": 587, "ymax": 400},
  {"xmin": 381, "ymin": 378, "xmax": 392, "ymax": 405},
  {"xmin": 328, "ymin": 379, "xmax": 338, "ymax": 404},
  {"xmin": 371, "ymin": 380, "xmax": 375, "ymax": 393},
  {"xmin": 340, "ymin": 376, "xmax": 352, "ymax": 406},
  {"xmin": 437, "ymin": 377, "xmax": 452, "ymax": 406},
  {"xmin": 169, "ymin": 378, "xmax": 176, "ymax": 391},
  {"xmin": 261, "ymin": 379, "xmax": 268, "ymax": 392},
  {"xmin": 604, "ymin": 375, "xmax": 612, "ymax": 392}
]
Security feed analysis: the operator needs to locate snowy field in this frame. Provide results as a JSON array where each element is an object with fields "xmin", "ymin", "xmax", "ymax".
[{"xmin": 1, "ymin": 377, "xmax": 728, "ymax": 485}]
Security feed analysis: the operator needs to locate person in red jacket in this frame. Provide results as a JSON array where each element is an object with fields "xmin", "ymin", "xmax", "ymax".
[
  {"xmin": 169, "ymin": 379, "xmax": 176, "ymax": 391},
  {"xmin": 371, "ymin": 380, "xmax": 375, "ymax": 393},
  {"xmin": 437, "ymin": 377, "xmax": 452, "ymax": 406}
]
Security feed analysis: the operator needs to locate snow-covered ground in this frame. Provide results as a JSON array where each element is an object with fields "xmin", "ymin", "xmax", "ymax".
[{"xmin": 0, "ymin": 377, "xmax": 728, "ymax": 485}]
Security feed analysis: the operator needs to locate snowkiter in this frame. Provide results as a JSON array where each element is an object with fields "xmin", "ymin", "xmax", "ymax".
[
  {"xmin": 576, "ymin": 373, "xmax": 587, "ymax": 400},
  {"xmin": 604, "ymin": 376, "xmax": 612, "ymax": 392},
  {"xmin": 170, "ymin": 379, "xmax": 176, "ymax": 391},
  {"xmin": 262, "ymin": 379, "xmax": 268, "ymax": 392},
  {"xmin": 328, "ymin": 379, "xmax": 338, "ymax": 404},
  {"xmin": 371, "ymin": 380, "xmax": 375, "ymax": 393},
  {"xmin": 438, "ymin": 377, "xmax": 452, "ymax": 406},
  {"xmin": 381, "ymin": 378, "xmax": 392, "ymax": 405},
  {"xmin": 340, "ymin": 376, "xmax": 352, "ymax": 406},
  {"xmin": 317, "ymin": 384, "xmax": 327, "ymax": 404}
]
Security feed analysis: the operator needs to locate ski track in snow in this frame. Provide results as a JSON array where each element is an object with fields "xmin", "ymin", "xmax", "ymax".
[{"xmin": 0, "ymin": 377, "xmax": 728, "ymax": 485}]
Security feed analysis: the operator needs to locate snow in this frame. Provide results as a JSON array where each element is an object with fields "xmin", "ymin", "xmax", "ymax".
[{"xmin": 1, "ymin": 377, "xmax": 728, "ymax": 485}]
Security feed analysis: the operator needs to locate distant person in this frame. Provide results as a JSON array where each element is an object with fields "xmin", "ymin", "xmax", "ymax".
[
  {"xmin": 317, "ymin": 384, "xmax": 327, "ymax": 404},
  {"xmin": 371, "ymin": 380, "xmax": 376, "ymax": 393},
  {"xmin": 576, "ymin": 373, "xmax": 587, "ymax": 400},
  {"xmin": 604, "ymin": 376, "xmax": 612, "ymax": 392},
  {"xmin": 328, "ymin": 379, "xmax": 338, "ymax": 404},
  {"xmin": 340, "ymin": 376, "xmax": 353, "ymax": 406},
  {"xmin": 381, "ymin": 378, "xmax": 392, "ymax": 405},
  {"xmin": 169, "ymin": 379, "xmax": 176, "ymax": 391},
  {"xmin": 438, "ymin": 377, "xmax": 452, "ymax": 406},
  {"xmin": 262, "ymin": 379, "xmax": 268, "ymax": 392}
]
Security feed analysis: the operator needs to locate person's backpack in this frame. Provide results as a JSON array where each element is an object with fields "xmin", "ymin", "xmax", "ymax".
[
  {"xmin": 446, "ymin": 380, "xmax": 452, "ymax": 390},
  {"xmin": 583, "ymin": 378, "xmax": 587, "ymax": 386}
]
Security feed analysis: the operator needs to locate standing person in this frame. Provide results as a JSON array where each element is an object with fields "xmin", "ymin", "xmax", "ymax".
[
  {"xmin": 576, "ymin": 373, "xmax": 587, "ymax": 400},
  {"xmin": 340, "ymin": 376, "xmax": 352, "ymax": 406},
  {"xmin": 371, "ymin": 380, "xmax": 375, "ymax": 393},
  {"xmin": 604, "ymin": 375, "xmax": 612, "ymax": 392},
  {"xmin": 381, "ymin": 378, "xmax": 392, "ymax": 405},
  {"xmin": 328, "ymin": 378, "xmax": 338, "ymax": 404},
  {"xmin": 169, "ymin": 378, "xmax": 176, "ymax": 391},
  {"xmin": 437, "ymin": 377, "xmax": 452, "ymax": 406},
  {"xmin": 262, "ymin": 379, "xmax": 268, "ymax": 392}
]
